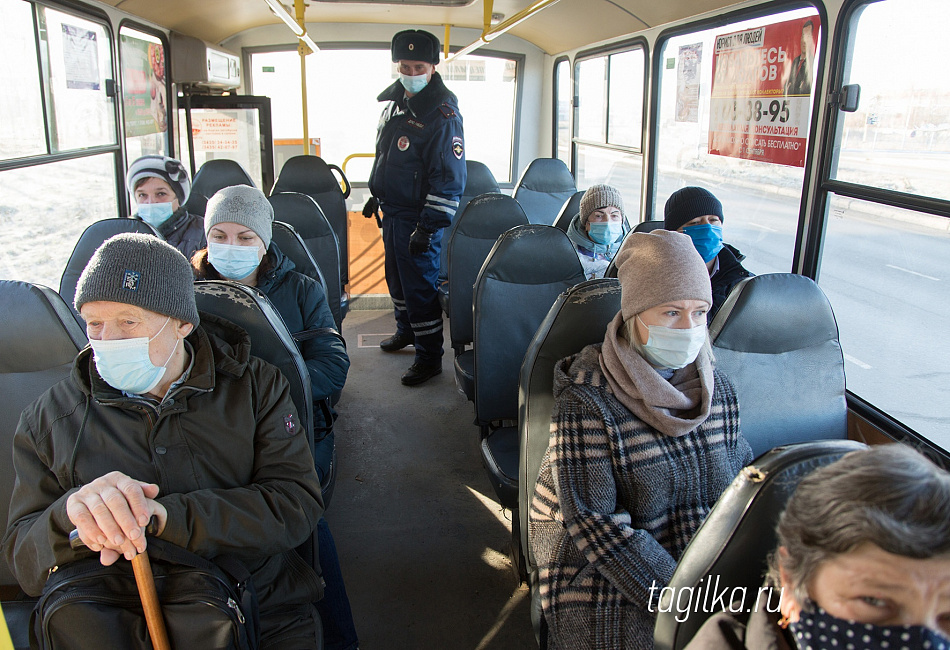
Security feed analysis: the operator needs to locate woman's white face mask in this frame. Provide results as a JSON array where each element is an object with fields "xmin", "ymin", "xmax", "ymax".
[{"xmin": 635, "ymin": 316, "xmax": 706, "ymax": 369}]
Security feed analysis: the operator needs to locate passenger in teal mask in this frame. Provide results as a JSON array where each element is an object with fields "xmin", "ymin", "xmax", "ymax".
[
  {"xmin": 664, "ymin": 186, "xmax": 753, "ymax": 323},
  {"xmin": 566, "ymin": 184, "xmax": 630, "ymax": 279},
  {"xmin": 126, "ymin": 155, "xmax": 206, "ymax": 262}
]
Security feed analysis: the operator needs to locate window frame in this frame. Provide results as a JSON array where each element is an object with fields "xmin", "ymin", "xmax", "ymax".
[{"xmin": 552, "ymin": 55, "xmax": 570, "ymax": 164}]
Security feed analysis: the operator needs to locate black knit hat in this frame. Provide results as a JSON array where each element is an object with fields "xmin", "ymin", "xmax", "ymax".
[
  {"xmin": 663, "ymin": 186, "xmax": 724, "ymax": 232},
  {"xmin": 75, "ymin": 233, "xmax": 200, "ymax": 326},
  {"xmin": 391, "ymin": 30, "xmax": 440, "ymax": 65}
]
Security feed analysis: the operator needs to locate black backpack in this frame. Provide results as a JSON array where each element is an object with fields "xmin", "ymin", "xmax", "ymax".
[{"xmin": 31, "ymin": 536, "xmax": 260, "ymax": 650}]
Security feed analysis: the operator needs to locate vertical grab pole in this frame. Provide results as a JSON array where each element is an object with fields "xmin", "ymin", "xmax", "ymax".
[{"xmin": 296, "ymin": 0, "xmax": 311, "ymax": 156}]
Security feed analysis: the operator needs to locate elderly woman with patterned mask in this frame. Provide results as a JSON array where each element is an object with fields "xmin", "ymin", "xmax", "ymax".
[
  {"xmin": 530, "ymin": 229, "xmax": 753, "ymax": 649},
  {"xmin": 566, "ymin": 184, "xmax": 630, "ymax": 279},
  {"xmin": 687, "ymin": 444, "xmax": 950, "ymax": 650}
]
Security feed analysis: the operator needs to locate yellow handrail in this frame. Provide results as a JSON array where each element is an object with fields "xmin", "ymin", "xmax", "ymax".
[
  {"xmin": 342, "ymin": 153, "xmax": 375, "ymax": 178},
  {"xmin": 447, "ymin": 0, "xmax": 562, "ymax": 62}
]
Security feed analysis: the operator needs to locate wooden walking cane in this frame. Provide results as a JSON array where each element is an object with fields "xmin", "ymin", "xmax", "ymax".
[{"xmin": 70, "ymin": 525, "xmax": 171, "ymax": 650}]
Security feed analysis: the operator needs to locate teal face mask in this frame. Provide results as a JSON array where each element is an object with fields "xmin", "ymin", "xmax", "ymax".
[
  {"xmin": 137, "ymin": 202, "xmax": 175, "ymax": 228},
  {"xmin": 682, "ymin": 224, "xmax": 724, "ymax": 263},
  {"xmin": 89, "ymin": 317, "xmax": 175, "ymax": 395},
  {"xmin": 208, "ymin": 242, "xmax": 263, "ymax": 280},
  {"xmin": 399, "ymin": 73, "xmax": 429, "ymax": 94},
  {"xmin": 588, "ymin": 222, "xmax": 624, "ymax": 246}
]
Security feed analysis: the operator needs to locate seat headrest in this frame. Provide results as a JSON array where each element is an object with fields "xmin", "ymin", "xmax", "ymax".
[
  {"xmin": 514, "ymin": 158, "xmax": 576, "ymax": 194},
  {"xmin": 273, "ymin": 155, "xmax": 340, "ymax": 195},
  {"xmin": 633, "ymin": 219, "xmax": 664, "ymax": 233},
  {"xmin": 553, "ymin": 191, "xmax": 585, "ymax": 230},
  {"xmin": 455, "ymin": 194, "xmax": 529, "ymax": 238},
  {"xmin": 268, "ymin": 192, "xmax": 334, "ymax": 240},
  {"xmin": 183, "ymin": 160, "xmax": 256, "ymax": 217},
  {"xmin": 0, "ymin": 281, "xmax": 86, "ymax": 373},
  {"xmin": 464, "ymin": 160, "xmax": 500, "ymax": 196},
  {"xmin": 482, "ymin": 225, "xmax": 584, "ymax": 285},
  {"xmin": 711, "ymin": 274, "xmax": 838, "ymax": 354}
]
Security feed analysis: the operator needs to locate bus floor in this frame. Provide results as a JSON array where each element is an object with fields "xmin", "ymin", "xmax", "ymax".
[{"xmin": 330, "ymin": 308, "xmax": 537, "ymax": 649}]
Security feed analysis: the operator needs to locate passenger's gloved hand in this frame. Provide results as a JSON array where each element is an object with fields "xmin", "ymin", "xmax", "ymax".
[
  {"xmin": 409, "ymin": 225, "xmax": 434, "ymax": 256},
  {"xmin": 362, "ymin": 196, "xmax": 380, "ymax": 219}
]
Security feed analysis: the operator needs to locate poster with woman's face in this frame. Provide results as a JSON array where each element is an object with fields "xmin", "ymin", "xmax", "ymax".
[{"xmin": 120, "ymin": 33, "xmax": 168, "ymax": 136}]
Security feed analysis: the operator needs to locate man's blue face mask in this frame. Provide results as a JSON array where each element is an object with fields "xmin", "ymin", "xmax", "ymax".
[{"xmin": 682, "ymin": 223, "xmax": 724, "ymax": 263}]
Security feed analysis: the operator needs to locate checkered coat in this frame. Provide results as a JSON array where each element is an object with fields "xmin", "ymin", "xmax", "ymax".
[{"xmin": 530, "ymin": 344, "xmax": 752, "ymax": 649}]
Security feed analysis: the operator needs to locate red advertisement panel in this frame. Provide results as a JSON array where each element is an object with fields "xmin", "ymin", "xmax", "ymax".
[{"xmin": 708, "ymin": 16, "xmax": 819, "ymax": 167}]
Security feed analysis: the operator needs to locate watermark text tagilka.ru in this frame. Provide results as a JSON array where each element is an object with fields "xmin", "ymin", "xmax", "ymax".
[{"xmin": 648, "ymin": 575, "xmax": 784, "ymax": 623}]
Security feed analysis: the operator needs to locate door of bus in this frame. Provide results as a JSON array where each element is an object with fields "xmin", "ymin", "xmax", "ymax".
[{"xmin": 177, "ymin": 94, "xmax": 275, "ymax": 193}]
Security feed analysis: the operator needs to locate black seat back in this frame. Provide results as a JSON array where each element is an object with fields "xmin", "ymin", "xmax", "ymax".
[
  {"xmin": 473, "ymin": 225, "xmax": 585, "ymax": 426},
  {"xmin": 438, "ymin": 161, "xmax": 502, "ymax": 288},
  {"xmin": 447, "ymin": 194, "xmax": 529, "ymax": 350},
  {"xmin": 59, "ymin": 219, "xmax": 161, "ymax": 324},
  {"xmin": 272, "ymin": 155, "xmax": 351, "ymax": 287},
  {"xmin": 710, "ymin": 274, "xmax": 848, "ymax": 457},
  {"xmin": 0, "ymin": 282, "xmax": 87, "ymax": 590},
  {"xmin": 182, "ymin": 159, "xmax": 257, "ymax": 218},
  {"xmin": 551, "ymin": 190, "xmax": 584, "ymax": 232},
  {"xmin": 518, "ymin": 278, "xmax": 621, "ymax": 639},
  {"xmin": 271, "ymin": 219, "xmax": 329, "ymax": 290},
  {"xmin": 654, "ymin": 440, "xmax": 867, "ymax": 650},
  {"xmin": 512, "ymin": 158, "xmax": 577, "ymax": 225},
  {"xmin": 269, "ymin": 193, "xmax": 342, "ymax": 325}
]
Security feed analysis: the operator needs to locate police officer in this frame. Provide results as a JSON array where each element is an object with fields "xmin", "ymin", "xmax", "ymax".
[{"xmin": 366, "ymin": 29, "xmax": 466, "ymax": 386}]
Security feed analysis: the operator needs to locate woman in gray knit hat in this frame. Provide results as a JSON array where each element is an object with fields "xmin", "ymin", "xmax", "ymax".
[
  {"xmin": 4, "ymin": 233, "xmax": 326, "ymax": 647},
  {"xmin": 530, "ymin": 229, "xmax": 753, "ymax": 650},
  {"xmin": 566, "ymin": 184, "xmax": 630, "ymax": 279}
]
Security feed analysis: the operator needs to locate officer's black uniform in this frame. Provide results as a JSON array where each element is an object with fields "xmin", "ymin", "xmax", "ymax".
[{"xmin": 369, "ymin": 31, "xmax": 466, "ymax": 383}]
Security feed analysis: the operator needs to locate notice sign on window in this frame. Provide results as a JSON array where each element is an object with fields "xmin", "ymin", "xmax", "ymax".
[
  {"xmin": 708, "ymin": 15, "xmax": 819, "ymax": 167},
  {"xmin": 191, "ymin": 113, "xmax": 239, "ymax": 151},
  {"xmin": 62, "ymin": 24, "xmax": 100, "ymax": 90}
]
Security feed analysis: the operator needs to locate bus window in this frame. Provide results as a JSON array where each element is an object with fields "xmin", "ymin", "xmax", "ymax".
[
  {"xmin": 553, "ymin": 57, "xmax": 571, "ymax": 167},
  {"xmin": 654, "ymin": 8, "xmax": 819, "ymax": 274},
  {"xmin": 120, "ymin": 26, "xmax": 169, "ymax": 160},
  {"xmin": 1, "ymin": 0, "xmax": 45, "ymax": 159},
  {"xmin": 250, "ymin": 49, "xmax": 519, "ymax": 183},
  {"xmin": 820, "ymin": 0, "xmax": 950, "ymax": 449},
  {"xmin": 574, "ymin": 46, "xmax": 645, "ymax": 211}
]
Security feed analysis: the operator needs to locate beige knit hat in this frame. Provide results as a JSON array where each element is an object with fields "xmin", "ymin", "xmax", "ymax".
[
  {"xmin": 614, "ymin": 229, "xmax": 712, "ymax": 320},
  {"xmin": 579, "ymin": 184, "xmax": 624, "ymax": 226}
]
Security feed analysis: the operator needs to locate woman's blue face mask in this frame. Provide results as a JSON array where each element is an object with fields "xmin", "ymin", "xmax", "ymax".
[
  {"xmin": 137, "ymin": 202, "xmax": 175, "ymax": 228},
  {"xmin": 208, "ymin": 242, "xmax": 263, "ymax": 280},
  {"xmin": 682, "ymin": 223, "xmax": 724, "ymax": 263},
  {"xmin": 588, "ymin": 221, "xmax": 624, "ymax": 245}
]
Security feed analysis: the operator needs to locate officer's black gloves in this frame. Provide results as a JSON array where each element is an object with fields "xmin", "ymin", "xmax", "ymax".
[
  {"xmin": 362, "ymin": 196, "xmax": 381, "ymax": 227},
  {"xmin": 409, "ymin": 225, "xmax": 435, "ymax": 256}
]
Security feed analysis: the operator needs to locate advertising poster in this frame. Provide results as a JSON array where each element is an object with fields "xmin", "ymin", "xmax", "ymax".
[
  {"xmin": 708, "ymin": 15, "xmax": 819, "ymax": 167},
  {"xmin": 121, "ymin": 34, "xmax": 167, "ymax": 136},
  {"xmin": 192, "ymin": 113, "xmax": 240, "ymax": 151},
  {"xmin": 62, "ymin": 24, "xmax": 100, "ymax": 90},
  {"xmin": 676, "ymin": 44, "xmax": 702, "ymax": 123}
]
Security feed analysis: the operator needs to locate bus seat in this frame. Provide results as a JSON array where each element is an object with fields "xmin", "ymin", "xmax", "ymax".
[
  {"xmin": 182, "ymin": 159, "xmax": 257, "ymax": 218},
  {"xmin": 473, "ymin": 225, "xmax": 585, "ymax": 510},
  {"xmin": 445, "ymin": 194, "xmax": 529, "ymax": 400},
  {"xmin": 269, "ymin": 194, "xmax": 342, "ymax": 326},
  {"xmin": 709, "ymin": 273, "xmax": 848, "ymax": 457},
  {"xmin": 272, "ymin": 155, "xmax": 351, "ymax": 291},
  {"xmin": 0, "ymin": 281, "xmax": 87, "ymax": 648},
  {"xmin": 437, "ymin": 160, "xmax": 501, "ymax": 300},
  {"xmin": 513, "ymin": 158, "xmax": 577, "ymax": 225},
  {"xmin": 59, "ymin": 218, "xmax": 161, "ymax": 326},
  {"xmin": 193, "ymin": 281, "xmax": 336, "ymax": 508},
  {"xmin": 518, "ymin": 278, "xmax": 621, "ymax": 640},
  {"xmin": 654, "ymin": 440, "xmax": 867, "ymax": 650},
  {"xmin": 603, "ymin": 220, "xmax": 664, "ymax": 278},
  {"xmin": 551, "ymin": 190, "xmax": 584, "ymax": 233}
]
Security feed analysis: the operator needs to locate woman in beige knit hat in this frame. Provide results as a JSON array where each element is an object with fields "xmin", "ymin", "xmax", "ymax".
[
  {"xmin": 530, "ymin": 229, "xmax": 753, "ymax": 650},
  {"xmin": 566, "ymin": 184, "xmax": 630, "ymax": 279}
]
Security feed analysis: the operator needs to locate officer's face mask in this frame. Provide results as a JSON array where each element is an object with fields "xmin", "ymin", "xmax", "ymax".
[
  {"xmin": 136, "ymin": 202, "xmax": 175, "ymax": 229},
  {"xmin": 399, "ymin": 72, "xmax": 429, "ymax": 94},
  {"xmin": 682, "ymin": 223, "xmax": 724, "ymax": 263},
  {"xmin": 634, "ymin": 315, "xmax": 706, "ymax": 369},
  {"xmin": 90, "ymin": 317, "xmax": 176, "ymax": 395},
  {"xmin": 789, "ymin": 604, "xmax": 950, "ymax": 650},
  {"xmin": 588, "ymin": 221, "xmax": 624, "ymax": 246},
  {"xmin": 208, "ymin": 242, "xmax": 264, "ymax": 280}
]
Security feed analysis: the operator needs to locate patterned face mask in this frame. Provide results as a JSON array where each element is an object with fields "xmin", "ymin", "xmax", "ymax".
[{"xmin": 789, "ymin": 604, "xmax": 950, "ymax": 650}]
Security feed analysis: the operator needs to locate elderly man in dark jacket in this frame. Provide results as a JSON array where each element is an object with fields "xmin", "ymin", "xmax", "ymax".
[{"xmin": 2, "ymin": 233, "xmax": 325, "ymax": 648}]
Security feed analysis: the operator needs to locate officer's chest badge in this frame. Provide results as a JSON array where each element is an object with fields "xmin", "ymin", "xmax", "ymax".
[
  {"xmin": 397, "ymin": 135, "xmax": 410, "ymax": 151},
  {"xmin": 452, "ymin": 136, "xmax": 464, "ymax": 160}
]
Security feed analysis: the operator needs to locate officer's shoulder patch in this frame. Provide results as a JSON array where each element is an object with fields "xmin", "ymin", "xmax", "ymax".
[
  {"xmin": 452, "ymin": 136, "xmax": 463, "ymax": 160},
  {"xmin": 438, "ymin": 104, "xmax": 456, "ymax": 119}
]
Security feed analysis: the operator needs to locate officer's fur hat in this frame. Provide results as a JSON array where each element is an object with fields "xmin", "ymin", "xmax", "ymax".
[{"xmin": 391, "ymin": 30, "xmax": 440, "ymax": 65}]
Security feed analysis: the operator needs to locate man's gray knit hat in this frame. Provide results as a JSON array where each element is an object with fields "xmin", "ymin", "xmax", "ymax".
[
  {"xmin": 613, "ymin": 229, "xmax": 712, "ymax": 321},
  {"xmin": 204, "ymin": 185, "xmax": 274, "ymax": 249},
  {"xmin": 126, "ymin": 155, "xmax": 191, "ymax": 204},
  {"xmin": 579, "ymin": 184, "xmax": 625, "ymax": 226},
  {"xmin": 75, "ymin": 233, "xmax": 199, "ymax": 326}
]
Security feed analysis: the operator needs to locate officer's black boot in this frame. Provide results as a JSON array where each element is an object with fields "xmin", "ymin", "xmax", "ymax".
[
  {"xmin": 380, "ymin": 331, "xmax": 414, "ymax": 352},
  {"xmin": 401, "ymin": 363, "xmax": 442, "ymax": 386}
]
